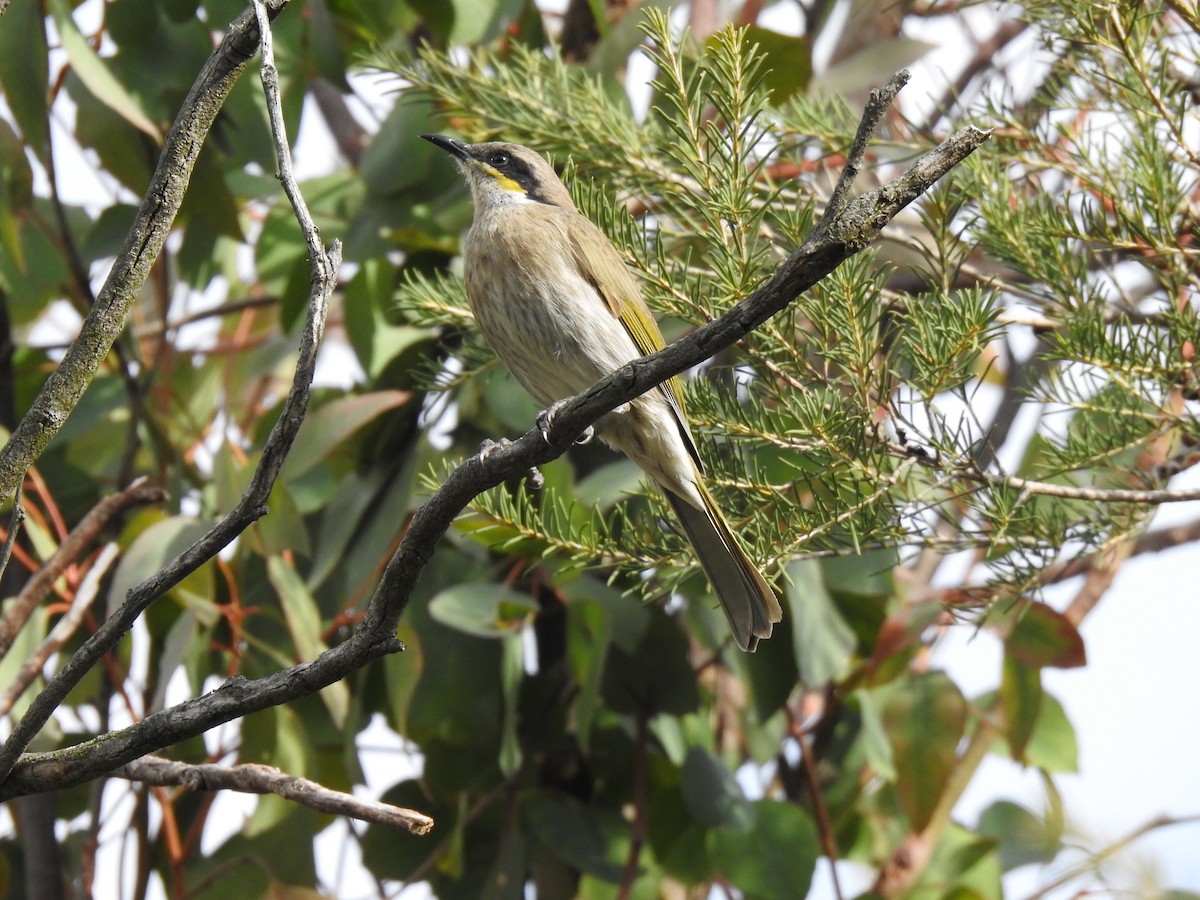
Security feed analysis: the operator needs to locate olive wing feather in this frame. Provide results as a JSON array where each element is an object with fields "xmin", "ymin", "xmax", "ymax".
[{"xmin": 565, "ymin": 214, "xmax": 702, "ymax": 469}]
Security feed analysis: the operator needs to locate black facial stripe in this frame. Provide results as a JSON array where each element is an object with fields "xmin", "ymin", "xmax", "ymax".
[{"xmin": 477, "ymin": 148, "xmax": 555, "ymax": 205}]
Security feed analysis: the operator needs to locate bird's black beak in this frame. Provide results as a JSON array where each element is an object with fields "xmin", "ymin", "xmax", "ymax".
[{"xmin": 421, "ymin": 133, "xmax": 471, "ymax": 162}]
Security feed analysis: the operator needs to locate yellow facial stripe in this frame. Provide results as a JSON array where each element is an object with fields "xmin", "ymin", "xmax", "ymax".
[{"xmin": 478, "ymin": 163, "xmax": 524, "ymax": 194}]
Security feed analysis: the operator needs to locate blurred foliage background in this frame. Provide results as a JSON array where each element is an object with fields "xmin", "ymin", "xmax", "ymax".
[{"xmin": 0, "ymin": 0, "xmax": 1198, "ymax": 897}]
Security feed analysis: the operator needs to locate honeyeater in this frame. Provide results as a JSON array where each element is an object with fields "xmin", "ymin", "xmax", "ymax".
[{"xmin": 422, "ymin": 134, "xmax": 782, "ymax": 651}]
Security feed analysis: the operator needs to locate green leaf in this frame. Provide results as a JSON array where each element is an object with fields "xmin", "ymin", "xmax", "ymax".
[
  {"xmin": 383, "ymin": 620, "xmax": 423, "ymax": 734},
  {"xmin": 918, "ymin": 821, "xmax": 1004, "ymax": 899},
  {"xmin": 817, "ymin": 35, "xmax": 935, "ymax": 100},
  {"xmin": 343, "ymin": 258, "xmax": 436, "ymax": 379},
  {"xmin": 248, "ymin": 480, "xmax": 311, "ymax": 559},
  {"xmin": 574, "ymin": 459, "xmax": 645, "ymax": 511},
  {"xmin": 283, "ymin": 390, "xmax": 413, "ymax": 478},
  {"xmin": 179, "ymin": 143, "xmax": 243, "ymax": 240},
  {"xmin": 822, "ymin": 548, "xmax": 896, "ymax": 598},
  {"xmin": 0, "ymin": 606, "xmax": 47, "ymax": 721},
  {"xmin": 0, "ymin": 121, "xmax": 33, "ymax": 272},
  {"xmin": 582, "ymin": 0, "xmax": 675, "ymax": 77},
  {"xmin": 80, "ymin": 203, "xmax": 139, "ymax": 263},
  {"xmin": 108, "ymin": 516, "xmax": 217, "ymax": 624},
  {"xmin": 681, "ymin": 747, "xmax": 752, "ymax": 830},
  {"xmin": 498, "ymin": 632, "xmax": 524, "ymax": 776},
  {"xmin": 855, "ymin": 689, "xmax": 896, "ymax": 780},
  {"xmin": 601, "ymin": 610, "xmax": 699, "ymax": 716},
  {"xmin": 267, "ymin": 555, "xmax": 351, "ymax": 728},
  {"xmin": 50, "ymin": 0, "xmax": 162, "ymax": 141},
  {"xmin": 448, "ymin": 0, "xmax": 528, "ymax": 45},
  {"xmin": 149, "ymin": 612, "xmax": 198, "ymax": 714},
  {"xmin": 708, "ymin": 800, "xmax": 818, "ymax": 899},
  {"xmin": 0, "ymin": 201, "xmax": 73, "ymax": 323},
  {"xmin": 1005, "ymin": 602, "xmax": 1087, "ymax": 669},
  {"xmin": 1017, "ymin": 691, "xmax": 1079, "ymax": 773},
  {"xmin": 858, "ymin": 600, "xmax": 942, "ymax": 685},
  {"xmin": 1000, "ymin": 653, "xmax": 1042, "ymax": 763},
  {"xmin": 307, "ymin": 0, "xmax": 350, "ymax": 89},
  {"xmin": 977, "ymin": 800, "xmax": 1062, "ymax": 871},
  {"xmin": 882, "ymin": 671, "xmax": 967, "ymax": 830},
  {"xmin": 359, "ymin": 98, "xmax": 445, "ymax": 196},
  {"xmin": 565, "ymin": 597, "xmax": 611, "ymax": 751},
  {"xmin": 646, "ymin": 783, "xmax": 712, "ymax": 883},
  {"xmin": 427, "ymin": 582, "xmax": 538, "ymax": 638},
  {"xmin": 0, "ymin": 0, "xmax": 50, "ymax": 162},
  {"xmin": 786, "ymin": 558, "xmax": 855, "ymax": 684},
  {"xmin": 524, "ymin": 792, "xmax": 626, "ymax": 882},
  {"xmin": 242, "ymin": 704, "xmax": 312, "ymax": 835}
]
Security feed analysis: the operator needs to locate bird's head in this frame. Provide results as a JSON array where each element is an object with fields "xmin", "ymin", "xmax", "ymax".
[{"xmin": 421, "ymin": 134, "xmax": 575, "ymax": 211}]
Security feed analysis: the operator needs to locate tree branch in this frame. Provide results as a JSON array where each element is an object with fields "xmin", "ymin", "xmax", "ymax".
[
  {"xmin": 0, "ymin": 74, "xmax": 989, "ymax": 800},
  {"xmin": 113, "ymin": 756, "xmax": 434, "ymax": 835}
]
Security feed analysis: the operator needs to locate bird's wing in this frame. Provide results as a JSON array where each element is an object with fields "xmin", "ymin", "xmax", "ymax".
[{"xmin": 565, "ymin": 212, "xmax": 702, "ymax": 468}]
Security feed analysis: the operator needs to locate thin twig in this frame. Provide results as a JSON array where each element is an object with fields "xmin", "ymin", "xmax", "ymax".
[
  {"xmin": 253, "ymin": 0, "xmax": 329, "ymax": 267},
  {"xmin": 1022, "ymin": 813, "xmax": 1200, "ymax": 900},
  {"xmin": 823, "ymin": 71, "xmax": 911, "ymax": 224},
  {"xmin": 0, "ymin": 543, "xmax": 120, "ymax": 719},
  {"xmin": 794, "ymin": 710, "xmax": 843, "ymax": 900},
  {"xmin": 985, "ymin": 473, "xmax": 1200, "ymax": 504},
  {"xmin": 893, "ymin": 440, "xmax": 1200, "ymax": 505},
  {"xmin": 616, "ymin": 711, "xmax": 649, "ymax": 899},
  {"xmin": 113, "ymin": 756, "xmax": 434, "ymax": 835},
  {"xmin": 0, "ymin": 481, "xmax": 24, "ymax": 585},
  {"xmin": 1038, "ymin": 516, "xmax": 1200, "ymax": 585},
  {"xmin": 0, "ymin": 478, "xmax": 165, "ymax": 661}
]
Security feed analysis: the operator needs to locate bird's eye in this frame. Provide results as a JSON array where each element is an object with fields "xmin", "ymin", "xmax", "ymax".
[{"xmin": 489, "ymin": 152, "xmax": 510, "ymax": 168}]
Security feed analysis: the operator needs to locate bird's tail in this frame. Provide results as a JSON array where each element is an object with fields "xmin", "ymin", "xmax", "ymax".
[{"xmin": 663, "ymin": 482, "xmax": 782, "ymax": 652}]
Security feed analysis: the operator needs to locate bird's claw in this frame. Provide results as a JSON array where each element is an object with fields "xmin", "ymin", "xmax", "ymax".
[
  {"xmin": 478, "ymin": 437, "xmax": 544, "ymax": 492},
  {"xmin": 478, "ymin": 437, "xmax": 512, "ymax": 460},
  {"xmin": 537, "ymin": 400, "xmax": 594, "ymax": 446}
]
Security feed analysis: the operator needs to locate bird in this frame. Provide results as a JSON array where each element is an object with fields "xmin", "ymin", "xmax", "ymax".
[{"xmin": 421, "ymin": 134, "xmax": 782, "ymax": 651}]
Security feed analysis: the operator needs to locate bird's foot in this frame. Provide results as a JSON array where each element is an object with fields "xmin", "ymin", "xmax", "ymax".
[
  {"xmin": 537, "ymin": 399, "xmax": 594, "ymax": 445},
  {"xmin": 478, "ymin": 436, "xmax": 511, "ymax": 460},
  {"xmin": 479, "ymin": 437, "xmax": 544, "ymax": 491}
]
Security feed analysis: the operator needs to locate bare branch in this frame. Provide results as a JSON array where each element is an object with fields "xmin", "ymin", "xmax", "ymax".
[
  {"xmin": 892, "ymin": 441, "xmax": 1200, "ymax": 505},
  {"xmin": 983, "ymin": 473, "xmax": 1200, "ymax": 504},
  {"xmin": 113, "ymin": 756, "xmax": 434, "ymax": 835},
  {"xmin": 824, "ymin": 71, "xmax": 910, "ymax": 222},
  {"xmin": 1040, "ymin": 516, "xmax": 1200, "ymax": 585}
]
